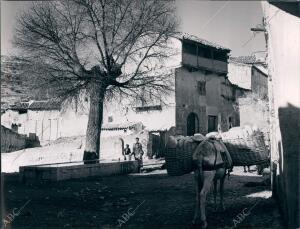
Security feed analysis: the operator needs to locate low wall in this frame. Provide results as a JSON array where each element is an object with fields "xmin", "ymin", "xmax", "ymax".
[
  {"xmin": 20, "ymin": 161, "xmax": 139, "ymax": 182},
  {"xmin": 1, "ymin": 125, "xmax": 27, "ymax": 153}
]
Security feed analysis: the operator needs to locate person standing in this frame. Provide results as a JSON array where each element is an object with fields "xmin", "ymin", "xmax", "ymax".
[
  {"xmin": 123, "ymin": 144, "xmax": 132, "ymax": 161},
  {"xmin": 133, "ymin": 137, "xmax": 144, "ymax": 172}
]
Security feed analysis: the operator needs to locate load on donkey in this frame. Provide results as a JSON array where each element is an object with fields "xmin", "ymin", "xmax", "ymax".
[{"xmin": 165, "ymin": 126, "xmax": 269, "ymax": 228}]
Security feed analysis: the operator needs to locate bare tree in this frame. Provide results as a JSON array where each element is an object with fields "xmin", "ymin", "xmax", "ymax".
[{"xmin": 14, "ymin": 0, "xmax": 178, "ymax": 162}]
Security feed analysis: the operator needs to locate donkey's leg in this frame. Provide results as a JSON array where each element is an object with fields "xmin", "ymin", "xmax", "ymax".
[
  {"xmin": 199, "ymin": 171, "xmax": 215, "ymax": 228},
  {"xmin": 219, "ymin": 173, "xmax": 226, "ymax": 211},
  {"xmin": 213, "ymin": 178, "xmax": 218, "ymax": 210},
  {"xmin": 193, "ymin": 169, "xmax": 201, "ymax": 224}
]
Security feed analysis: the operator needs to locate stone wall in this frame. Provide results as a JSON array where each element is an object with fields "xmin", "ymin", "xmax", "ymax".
[
  {"xmin": 175, "ymin": 67, "xmax": 238, "ymax": 135},
  {"xmin": 1, "ymin": 125, "xmax": 27, "ymax": 153},
  {"xmin": 20, "ymin": 161, "xmax": 139, "ymax": 182},
  {"xmin": 251, "ymin": 67, "xmax": 268, "ymax": 99}
]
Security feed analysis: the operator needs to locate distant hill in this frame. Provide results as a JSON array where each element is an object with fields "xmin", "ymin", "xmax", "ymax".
[
  {"xmin": 1, "ymin": 55, "xmax": 78, "ymax": 109},
  {"xmin": 1, "ymin": 55, "xmax": 33, "ymax": 105}
]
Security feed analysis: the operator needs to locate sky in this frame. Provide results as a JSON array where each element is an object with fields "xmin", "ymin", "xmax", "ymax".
[{"xmin": 1, "ymin": 1, "xmax": 266, "ymax": 57}]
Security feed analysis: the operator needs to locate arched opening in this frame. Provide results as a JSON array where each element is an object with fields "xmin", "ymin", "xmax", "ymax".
[
  {"xmin": 118, "ymin": 138, "xmax": 124, "ymax": 158},
  {"xmin": 187, "ymin": 112, "xmax": 199, "ymax": 136}
]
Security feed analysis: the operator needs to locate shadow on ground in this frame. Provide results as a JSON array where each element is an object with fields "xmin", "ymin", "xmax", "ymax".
[{"xmin": 2, "ymin": 167, "xmax": 284, "ymax": 229}]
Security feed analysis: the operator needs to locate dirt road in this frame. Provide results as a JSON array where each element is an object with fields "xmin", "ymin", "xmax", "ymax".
[{"xmin": 2, "ymin": 167, "xmax": 284, "ymax": 229}]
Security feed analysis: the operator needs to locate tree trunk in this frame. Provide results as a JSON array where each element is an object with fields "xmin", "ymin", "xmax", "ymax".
[{"xmin": 83, "ymin": 82, "xmax": 105, "ymax": 164}]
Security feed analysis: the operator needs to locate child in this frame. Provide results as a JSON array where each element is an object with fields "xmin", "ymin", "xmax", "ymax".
[{"xmin": 123, "ymin": 144, "xmax": 132, "ymax": 161}]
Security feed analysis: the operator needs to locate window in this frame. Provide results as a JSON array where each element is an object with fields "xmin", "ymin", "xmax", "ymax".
[
  {"xmin": 208, "ymin": 116, "xmax": 218, "ymax": 133},
  {"xmin": 197, "ymin": 81, "xmax": 206, "ymax": 95},
  {"xmin": 108, "ymin": 116, "xmax": 113, "ymax": 123}
]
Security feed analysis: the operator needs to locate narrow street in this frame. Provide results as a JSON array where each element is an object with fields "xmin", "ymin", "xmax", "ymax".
[{"xmin": 3, "ymin": 167, "xmax": 283, "ymax": 229}]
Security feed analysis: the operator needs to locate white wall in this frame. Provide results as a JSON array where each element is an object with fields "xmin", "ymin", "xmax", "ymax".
[
  {"xmin": 228, "ymin": 61, "xmax": 252, "ymax": 90},
  {"xmin": 1, "ymin": 109, "xmax": 61, "ymax": 142},
  {"xmin": 262, "ymin": 2, "xmax": 300, "ymax": 228},
  {"xmin": 102, "ymin": 93, "xmax": 176, "ymax": 131}
]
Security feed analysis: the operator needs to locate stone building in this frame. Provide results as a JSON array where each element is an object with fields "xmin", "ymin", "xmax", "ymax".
[
  {"xmin": 174, "ymin": 35, "xmax": 241, "ymax": 135},
  {"xmin": 228, "ymin": 56, "xmax": 269, "ymax": 143},
  {"xmin": 103, "ymin": 35, "xmax": 243, "ymax": 137}
]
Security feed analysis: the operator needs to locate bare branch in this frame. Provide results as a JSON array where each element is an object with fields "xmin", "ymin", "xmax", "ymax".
[{"xmin": 14, "ymin": 0, "xmax": 178, "ymax": 103}]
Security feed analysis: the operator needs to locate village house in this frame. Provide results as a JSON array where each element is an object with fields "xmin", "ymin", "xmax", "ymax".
[
  {"xmin": 174, "ymin": 35, "xmax": 243, "ymax": 135},
  {"xmin": 101, "ymin": 35, "xmax": 247, "ymax": 157},
  {"xmin": 228, "ymin": 55, "xmax": 269, "ymax": 144}
]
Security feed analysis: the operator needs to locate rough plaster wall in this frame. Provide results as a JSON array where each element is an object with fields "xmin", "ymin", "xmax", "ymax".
[
  {"xmin": 102, "ymin": 72, "xmax": 176, "ymax": 131},
  {"xmin": 251, "ymin": 67, "xmax": 268, "ymax": 99},
  {"xmin": 238, "ymin": 97, "xmax": 270, "ymax": 143},
  {"xmin": 228, "ymin": 62, "xmax": 252, "ymax": 90},
  {"xmin": 100, "ymin": 131, "xmax": 150, "ymax": 160},
  {"xmin": 103, "ymin": 102, "xmax": 176, "ymax": 131},
  {"xmin": 175, "ymin": 67, "xmax": 237, "ymax": 135},
  {"xmin": 175, "ymin": 67, "xmax": 207, "ymax": 134},
  {"xmin": 60, "ymin": 108, "xmax": 88, "ymax": 138},
  {"xmin": 262, "ymin": 2, "xmax": 300, "ymax": 227}
]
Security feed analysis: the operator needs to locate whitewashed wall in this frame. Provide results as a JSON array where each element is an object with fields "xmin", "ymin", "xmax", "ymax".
[
  {"xmin": 228, "ymin": 61, "xmax": 252, "ymax": 90},
  {"xmin": 262, "ymin": 2, "xmax": 300, "ymax": 228}
]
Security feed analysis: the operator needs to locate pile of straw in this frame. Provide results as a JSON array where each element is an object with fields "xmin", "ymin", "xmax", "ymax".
[{"xmin": 221, "ymin": 126, "xmax": 269, "ymax": 166}]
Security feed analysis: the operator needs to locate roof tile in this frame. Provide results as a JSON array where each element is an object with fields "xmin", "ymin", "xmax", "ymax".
[{"xmin": 180, "ymin": 33, "xmax": 231, "ymax": 51}]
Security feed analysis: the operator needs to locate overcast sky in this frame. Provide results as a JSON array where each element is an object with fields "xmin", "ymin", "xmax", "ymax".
[{"xmin": 1, "ymin": 1, "xmax": 265, "ymax": 57}]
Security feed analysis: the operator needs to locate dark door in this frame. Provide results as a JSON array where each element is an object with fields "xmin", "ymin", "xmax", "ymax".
[
  {"xmin": 208, "ymin": 115, "xmax": 218, "ymax": 133},
  {"xmin": 187, "ymin": 113, "xmax": 199, "ymax": 136}
]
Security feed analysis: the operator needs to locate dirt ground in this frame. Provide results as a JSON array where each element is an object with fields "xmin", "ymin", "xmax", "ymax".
[{"xmin": 2, "ymin": 166, "xmax": 284, "ymax": 229}]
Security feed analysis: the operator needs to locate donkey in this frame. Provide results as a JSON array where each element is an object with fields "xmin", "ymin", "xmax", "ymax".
[{"xmin": 191, "ymin": 138, "xmax": 232, "ymax": 228}]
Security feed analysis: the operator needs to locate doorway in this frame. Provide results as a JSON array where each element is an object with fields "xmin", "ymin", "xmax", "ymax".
[
  {"xmin": 187, "ymin": 112, "xmax": 199, "ymax": 136},
  {"xmin": 208, "ymin": 115, "xmax": 218, "ymax": 133}
]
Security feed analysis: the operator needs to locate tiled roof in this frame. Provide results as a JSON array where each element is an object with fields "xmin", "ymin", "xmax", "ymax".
[
  {"xmin": 10, "ymin": 102, "xmax": 29, "ymax": 111},
  {"xmin": 101, "ymin": 122, "xmax": 141, "ymax": 130},
  {"xmin": 28, "ymin": 100, "xmax": 61, "ymax": 110},
  {"xmin": 8, "ymin": 100, "xmax": 62, "ymax": 111},
  {"xmin": 179, "ymin": 33, "xmax": 231, "ymax": 52},
  {"xmin": 229, "ymin": 55, "xmax": 268, "ymax": 76},
  {"xmin": 229, "ymin": 56, "xmax": 265, "ymax": 64}
]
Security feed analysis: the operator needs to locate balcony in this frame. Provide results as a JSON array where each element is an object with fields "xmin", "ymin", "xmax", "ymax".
[{"xmin": 182, "ymin": 52, "xmax": 228, "ymax": 74}]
